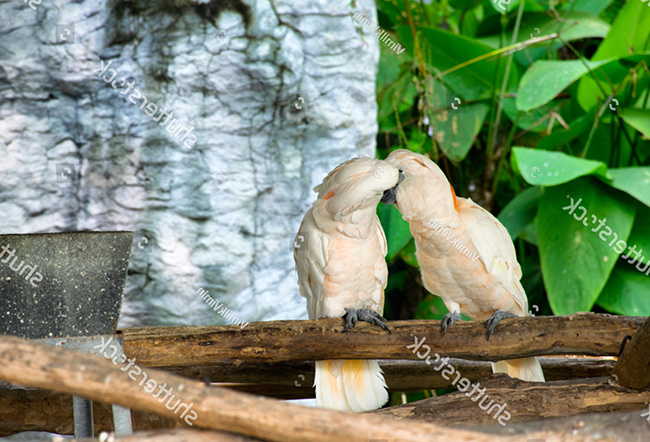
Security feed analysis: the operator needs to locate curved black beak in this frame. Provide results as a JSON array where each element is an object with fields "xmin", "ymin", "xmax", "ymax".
[{"xmin": 381, "ymin": 170, "xmax": 404, "ymax": 205}]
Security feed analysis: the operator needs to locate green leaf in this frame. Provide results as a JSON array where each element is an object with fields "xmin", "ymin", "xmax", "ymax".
[
  {"xmin": 561, "ymin": 0, "xmax": 613, "ymax": 16},
  {"xmin": 591, "ymin": 0, "xmax": 650, "ymax": 61},
  {"xmin": 480, "ymin": 11, "xmax": 610, "ymax": 48},
  {"xmin": 538, "ymin": 177, "xmax": 636, "ymax": 315},
  {"xmin": 396, "ymin": 26, "xmax": 522, "ymax": 101},
  {"xmin": 378, "ymin": 204, "xmax": 413, "ymax": 261},
  {"xmin": 597, "ymin": 262, "xmax": 650, "ymax": 316},
  {"xmin": 607, "ymin": 167, "xmax": 650, "ymax": 208},
  {"xmin": 512, "ymin": 147, "xmax": 608, "ymax": 186},
  {"xmin": 516, "ymin": 59, "xmax": 610, "ymax": 112},
  {"xmin": 498, "ymin": 186, "xmax": 542, "ymax": 240},
  {"xmin": 576, "ymin": 55, "xmax": 650, "ymax": 112},
  {"xmin": 432, "ymin": 103, "xmax": 489, "ymax": 162},
  {"xmin": 400, "ymin": 240, "xmax": 419, "ymax": 268},
  {"xmin": 597, "ymin": 203, "xmax": 650, "ymax": 316},
  {"xmin": 619, "ymin": 109, "xmax": 650, "ymax": 140}
]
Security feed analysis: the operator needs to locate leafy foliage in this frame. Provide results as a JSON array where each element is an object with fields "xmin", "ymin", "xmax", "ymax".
[{"xmin": 372, "ymin": 0, "xmax": 650, "ymax": 328}]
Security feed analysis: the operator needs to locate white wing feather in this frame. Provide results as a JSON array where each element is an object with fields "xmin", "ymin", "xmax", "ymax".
[{"xmin": 458, "ymin": 198, "xmax": 528, "ymax": 315}]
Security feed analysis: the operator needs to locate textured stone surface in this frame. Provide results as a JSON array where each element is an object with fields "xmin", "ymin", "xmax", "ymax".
[{"xmin": 0, "ymin": 0, "xmax": 380, "ymax": 327}]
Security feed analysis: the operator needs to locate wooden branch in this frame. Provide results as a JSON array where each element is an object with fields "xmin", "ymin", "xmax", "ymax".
[
  {"xmin": 0, "ymin": 356, "xmax": 616, "ymax": 436},
  {"xmin": 70, "ymin": 410, "xmax": 650, "ymax": 442},
  {"xmin": 371, "ymin": 375, "xmax": 650, "ymax": 426},
  {"xmin": 121, "ymin": 313, "xmax": 643, "ymax": 366},
  {"xmin": 613, "ymin": 316, "xmax": 650, "ymax": 389},
  {"xmin": 1, "ymin": 335, "xmax": 586, "ymax": 442},
  {"xmin": 73, "ymin": 429, "xmax": 263, "ymax": 442}
]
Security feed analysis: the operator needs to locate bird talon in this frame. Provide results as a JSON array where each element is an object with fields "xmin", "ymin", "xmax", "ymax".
[
  {"xmin": 485, "ymin": 309, "xmax": 517, "ymax": 341},
  {"xmin": 441, "ymin": 311, "xmax": 462, "ymax": 336}
]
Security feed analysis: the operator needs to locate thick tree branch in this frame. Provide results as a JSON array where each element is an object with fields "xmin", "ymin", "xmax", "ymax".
[
  {"xmin": 371, "ymin": 375, "xmax": 650, "ymax": 426},
  {"xmin": 121, "ymin": 313, "xmax": 643, "ymax": 366}
]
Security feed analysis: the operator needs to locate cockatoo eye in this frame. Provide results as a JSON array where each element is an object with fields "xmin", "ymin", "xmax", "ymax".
[{"xmin": 398, "ymin": 170, "xmax": 405, "ymax": 183}]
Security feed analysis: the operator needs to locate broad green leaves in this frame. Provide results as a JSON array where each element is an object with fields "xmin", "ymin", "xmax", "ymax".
[
  {"xmin": 608, "ymin": 168, "xmax": 650, "ymax": 208},
  {"xmin": 512, "ymin": 147, "xmax": 608, "ymax": 186},
  {"xmin": 498, "ymin": 186, "xmax": 541, "ymax": 240},
  {"xmin": 516, "ymin": 59, "xmax": 610, "ymax": 111},
  {"xmin": 591, "ymin": 0, "xmax": 650, "ymax": 61},
  {"xmin": 397, "ymin": 26, "xmax": 522, "ymax": 101},
  {"xmin": 597, "ymin": 203, "xmax": 650, "ymax": 316},
  {"xmin": 538, "ymin": 178, "xmax": 636, "ymax": 315},
  {"xmin": 619, "ymin": 109, "xmax": 650, "ymax": 140},
  {"xmin": 378, "ymin": 204, "xmax": 413, "ymax": 261}
]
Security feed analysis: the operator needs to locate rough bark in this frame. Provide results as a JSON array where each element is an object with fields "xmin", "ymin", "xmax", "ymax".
[
  {"xmin": 0, "ymin": 335, "xmax": 618, "ymax": 442},
  {"xmin": 371, "ymin": 375, "xmax": 650, "ymax": 427},
  {"xmin": 121, "ymin": 313, "xmax": 643, "ymax": 365},
  {"xmin": 0, "ymin": 356, "xmax": 616, "ymax": 435},
  {"xmin": 613, "ymin": 316, "xmax": 650, "ymax": 389}
]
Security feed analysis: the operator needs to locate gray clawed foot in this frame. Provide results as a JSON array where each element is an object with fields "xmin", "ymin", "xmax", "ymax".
[
  {"xmin": 342, "ymin": 308, "xmax": 391, "ymax": 334},
  {"xmin": 442, "ymin": 311, "xmax": 462, "ymax": 335},
  {"xmin": 485, "ymin": 309, "xmax": 517, "ymax": 341}
]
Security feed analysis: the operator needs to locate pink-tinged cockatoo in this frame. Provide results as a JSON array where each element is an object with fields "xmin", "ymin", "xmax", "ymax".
[
  {"xmin": 294, "ymin": 157, "xmax": 403, "ymax": 412},
  {"xmin": 383, "ymin": 149, "xmax": 545, "ymax": 383}
]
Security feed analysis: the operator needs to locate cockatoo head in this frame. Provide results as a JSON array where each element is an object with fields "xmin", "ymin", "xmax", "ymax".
[
  {"xmin": 384, "ymin": 149, "xmax": 458, "ymax": 221},
  {"xmin": 312, "ymin": 158, "xmax": 401, "ymax": 230}
]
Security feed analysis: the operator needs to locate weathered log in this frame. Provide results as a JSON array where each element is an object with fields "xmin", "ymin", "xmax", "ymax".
[
  {"xmin": 464, "ymin": 409, "xmax": 650, "ymax": 441},
  {"xmin": 613, "ymin": 316, "xmax": 650, "ymax": 389},
  {"xmin": 371, "ymin": 375, "xmax": 650, "ymax": 427},
  {"xmin": 69, "ymin": 410, "xmax": 650, "ymax": 442},
  {"xmin": 1, "ymin": 335, "xmax": 586, "ymax": 442},
  {"xmin": 72, "ymin": 429, "xmax": 263, "ymax": 442},
  {"xmin": 121, "ymin": 313, "xmax": 643, "ymax": 366},
  {"xmin": 0, "ymin": 356, "xmax": 615, "ymax": 436}
]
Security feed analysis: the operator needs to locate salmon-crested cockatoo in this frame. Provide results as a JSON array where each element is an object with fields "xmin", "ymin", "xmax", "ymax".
[
  {"xmin": 294, "ymin": 157, "xmax": 403, "ymax": 412},
  {"xmin": 383, "ymin": 149, "xmax": 545, "ymax": 383}
]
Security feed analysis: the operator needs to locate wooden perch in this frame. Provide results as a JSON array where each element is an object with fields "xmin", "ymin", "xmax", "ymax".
[
  {"xmin": 2, "ymin": 334, "xmax": 600, "ymax": 442},
  {"xmin": 371, "ymin": 374, "xmax": 650, "ymax": 426},
  {"xmin": 0, "ymin": 356, "xmax": 614, "ymax": 436},
  {"xmin": 613, "ymin": 315, "xmax": 650, "ymax": 389},
  {"xmin": 121, "ymin": 313, "xmax": 643, "ymax": 367},
  {"xmin": 73, "ymin": 429, "xmax": 263, "ymax": 442}
]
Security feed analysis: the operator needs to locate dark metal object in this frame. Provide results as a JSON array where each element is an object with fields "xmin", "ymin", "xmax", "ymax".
[
  {"xmin": 0, "ymin": 231, "xmax": 133, "ymax": 339},
  {"xmin": 0, "ymin": 231, "xmax": 134, "ymax": 437}
]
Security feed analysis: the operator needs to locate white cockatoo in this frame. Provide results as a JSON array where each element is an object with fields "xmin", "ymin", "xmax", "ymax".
[
  {"xmin": 294, "ymin": 157, "xmax": 403, "ymax": 412},
  {"xmin": 383, "ymin": 149, "xmax": 545, "ymax": 383}
]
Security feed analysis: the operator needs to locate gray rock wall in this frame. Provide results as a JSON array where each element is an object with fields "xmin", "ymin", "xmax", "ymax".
[{"xmin": 0, "ymin": 0, "xmax": 380, "ymax": 327}]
